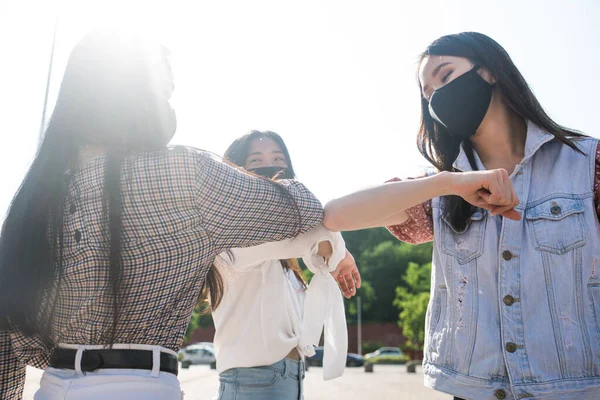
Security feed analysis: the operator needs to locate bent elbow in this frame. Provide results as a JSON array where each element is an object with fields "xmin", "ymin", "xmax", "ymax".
[{"xmin": 323, "ymin": 200, "xmax": 344, "ymax": 232}]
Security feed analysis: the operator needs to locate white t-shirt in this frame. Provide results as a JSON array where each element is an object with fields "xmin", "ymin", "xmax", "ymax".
[{"xmin": 212, "ymin": 224, "xmax": 347, "ymax": 380}]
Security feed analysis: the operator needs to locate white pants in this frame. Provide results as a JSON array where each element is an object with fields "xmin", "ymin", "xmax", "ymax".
[{"xmin": 34, "ymin": 344, "xmax": 184, "ymax": 400}]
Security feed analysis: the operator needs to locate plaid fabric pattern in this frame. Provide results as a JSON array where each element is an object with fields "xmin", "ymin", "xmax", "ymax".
[{"xmin": 0, "ymin": 146, "xmax": 323, "ymax": 399}]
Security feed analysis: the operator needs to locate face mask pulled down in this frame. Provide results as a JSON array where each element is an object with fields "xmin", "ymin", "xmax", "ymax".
[{"xmin": 428, "ymin": 66, "xmax": 494, "ymax": 140}]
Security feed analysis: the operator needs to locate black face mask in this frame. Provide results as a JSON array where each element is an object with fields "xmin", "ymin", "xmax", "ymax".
[
  {"xmin": 248, "ymin": 166, "xmax": 293, "ymax": 180},
  {"xmin": 428, "ymin": 66, "xmax": 493, "ymax": 140}
]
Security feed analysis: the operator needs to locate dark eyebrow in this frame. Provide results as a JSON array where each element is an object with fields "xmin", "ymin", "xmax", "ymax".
[
  {"xmin": 432, "ymin": 62, "xmax": 452, "ymax": 78},
  {"xmin": 422, "ymin": 61, "xmax": 453, "ymax": 99}
]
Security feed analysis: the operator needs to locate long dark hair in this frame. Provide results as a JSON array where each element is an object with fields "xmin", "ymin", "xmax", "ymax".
[
  {"xmin": 223, "ymin": 130, "xmax": 297, "ymax": 179},
  {"xmin": 199, "ymin": 131, "xmax": 305, "ymax": 312},
  {"xmin": 417, "ymin": 32, "xmax": 584, "ymax": 231},
  {"xmin": 225, "ymin": 131, "xmax": 306, "ymax": 286},
  {"xmin": 0, "ymin": 31, "xmax": 176, "ymax": 345}
]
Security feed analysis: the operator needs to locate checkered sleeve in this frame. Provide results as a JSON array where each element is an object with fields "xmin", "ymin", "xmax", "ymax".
[
  {"xmin": 194, "ymin": 151, "xmax": 324, "ymax": 252},
  {"xmin": 0, "ymin": 331, "xmax": 25, "ymax": 400}
]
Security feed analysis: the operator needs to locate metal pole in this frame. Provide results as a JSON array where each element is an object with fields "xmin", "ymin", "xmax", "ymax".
[
  {"xmin": 357, "ymin": 296, "xmax": 362, "ymax": 355},
  {"xmin": 39, "ymin": 16, "xmax": 59, "ymax": 145}
]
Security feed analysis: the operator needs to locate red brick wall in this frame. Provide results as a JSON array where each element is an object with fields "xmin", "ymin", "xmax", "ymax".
[
  {"xmin": 346, "ymin": 323, "xmax": 406, "ymax": 353},
  {"xmin": 347, "ymin": 323, "xmax": 422, "ymax": 359},
  {"xmin": 185, "ymin": 326, "xmax": 216, "ymax": 345}
]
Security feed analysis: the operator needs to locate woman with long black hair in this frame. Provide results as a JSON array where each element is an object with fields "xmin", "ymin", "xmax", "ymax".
[
  {"xmin": 324, "ymin": 32, "xmax": 600, "ymax": 399},
  {"xmin": 0, "ymin": 31, "xmax": 324, "ymax": 399},
  {"xmin": 208, "ymin": 131, "xmax": 359, "ymax": 400}
]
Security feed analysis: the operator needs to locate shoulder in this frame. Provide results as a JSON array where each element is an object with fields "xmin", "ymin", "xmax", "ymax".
[
  {"xmin": 163, "ymin": 145, "xmax": 219, "ymax": 164},
  {"xmin": 123, "ymin": 146, "xmax": 215, "ymax": 170},
  {"xmin": 537, "ymin": 136, "xmax": 598, "ymax": 161},
  {"xmin": 151, "ymin": 146, "xmax": 234, "ymax": 183}
]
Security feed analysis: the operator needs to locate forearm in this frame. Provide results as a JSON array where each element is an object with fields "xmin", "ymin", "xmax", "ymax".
[
  {"xmin": 323, "ymin": 172, "xmax": 450, "ymax": 231},
  {"xmin": 222, "ymin": 225, "xmax": 337, "ymax": 270}
]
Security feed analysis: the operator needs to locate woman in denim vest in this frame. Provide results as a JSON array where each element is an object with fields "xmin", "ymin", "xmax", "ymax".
[{"xmin": 324, "ymin": 32, "xmax": 600, "ymax": 400}]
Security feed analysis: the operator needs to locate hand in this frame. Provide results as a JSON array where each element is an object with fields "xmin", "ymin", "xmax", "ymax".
[
  {"xmin": 331, "ymin": 250, "xmax": 361, "ymax": 298},
  {"xmin": 448, "ymin": 169, "xmax": 521, "ymax": 220}
]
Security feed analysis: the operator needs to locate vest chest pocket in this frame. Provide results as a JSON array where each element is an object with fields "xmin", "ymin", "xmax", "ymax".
[
  {"xmin": 525, "ymin": 197, "xmax": 586, "ymax": 255},
  {"xmin": 439, "ymin": 210, "xmax": 487, "ymax": 265}
]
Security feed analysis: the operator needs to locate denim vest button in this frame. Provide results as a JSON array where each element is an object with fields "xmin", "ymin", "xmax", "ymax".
[
  {"xmin": 506, "ymin": 342, "xmax": 517, "ymax": 353},
  {"xmin": 503, "ymin": 295, "xmax": 515, "ymax": 306},
  {"xmin": 550, "ymin": 205, "xmax": 561, "ymax": 215},
  {"xmin": 502, "ymin": 251, "xmax": 513, "ymax": 261},
  {"xmin": 495, "ymin": 389, "xmax": 507, "ymax": 399}
]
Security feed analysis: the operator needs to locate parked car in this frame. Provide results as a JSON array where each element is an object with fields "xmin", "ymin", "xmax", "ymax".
[
  {"xmin": 346, "ymin": 352, "xmax": 365, "ymax": 367},
  {"xmin": 306, "ymin": 347, "xmax": 365, "ymax": 367},
  {"xmin": 364, "ymin": 346, "xmax": 404, "ymax": 360},
  {"xmin": 188, "ymin": 341, "xmax": 213, "ymax": 349},
  {"xmin": 179, "ymin": 344, "xmax": 216, "ymax": 369},
  {"xmin": 305, "ymin": 347, "xmax": 322, "ymax": 367}
]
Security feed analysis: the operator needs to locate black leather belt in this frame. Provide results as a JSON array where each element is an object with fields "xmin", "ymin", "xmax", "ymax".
[{"xmin": 49, "ymin": 348, "xmax": 179, "ymax": 376}]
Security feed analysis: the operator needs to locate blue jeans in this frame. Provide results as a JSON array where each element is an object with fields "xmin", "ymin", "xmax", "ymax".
[{"xmin": 216, "ymin": 358, "xmax": 305, "ymax": 400}]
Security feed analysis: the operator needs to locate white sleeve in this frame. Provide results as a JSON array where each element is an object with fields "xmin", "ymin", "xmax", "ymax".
[
  {"xmin": 298, "ymin": 230, "xmax": 348, "ymax": 380},
  {"xmin": 303, "ymin": 230, "xmax": 345, "ymax": 274},
  {"xmin": 217, "ymin": 224, "xmax": 344, "ymax": 271}
]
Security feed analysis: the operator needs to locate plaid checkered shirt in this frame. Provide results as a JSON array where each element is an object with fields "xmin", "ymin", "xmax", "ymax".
[{"xmin": 0, "ymin": 146, "xmax": 323, "ymax": 399}]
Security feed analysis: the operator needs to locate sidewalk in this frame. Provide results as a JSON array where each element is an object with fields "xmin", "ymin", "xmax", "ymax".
[{"xmin": 24, "ymin": 364, "xmax": 451, "ymax": 399}]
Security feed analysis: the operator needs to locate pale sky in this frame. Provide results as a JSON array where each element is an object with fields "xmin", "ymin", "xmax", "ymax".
[{"xmin": 1, "ymin": 0, "xmax": 599, "ymax": 216}]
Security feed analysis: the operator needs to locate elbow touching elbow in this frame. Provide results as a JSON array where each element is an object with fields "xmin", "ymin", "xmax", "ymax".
[{"xmin": 323, "ymin": 202, "xmax": 343, "ymax": 232}]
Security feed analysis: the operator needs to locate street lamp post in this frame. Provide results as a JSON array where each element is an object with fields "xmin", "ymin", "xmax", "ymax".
[{"xmin": 357, "ymin": 296, "xmax": 362, "ymax": 355}]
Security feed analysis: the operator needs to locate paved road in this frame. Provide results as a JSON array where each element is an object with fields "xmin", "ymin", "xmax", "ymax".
[{"xmin": 24, "ymin": 364, "xmax": 452, "ymax": 399}]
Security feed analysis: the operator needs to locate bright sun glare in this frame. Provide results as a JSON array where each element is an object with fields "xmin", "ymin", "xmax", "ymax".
[{"xmin": 5, "ymin": 0, "xmax": 600, "ymax": 215}]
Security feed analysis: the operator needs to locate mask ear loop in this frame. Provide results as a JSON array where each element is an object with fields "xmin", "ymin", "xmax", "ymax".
[
  {"xmin": 472, "ymin": 64, "xmax": 496, "ymax": 88},
  {"xmin": 471, "ymin": 64, "xmax": 482, "ymax": 74}
]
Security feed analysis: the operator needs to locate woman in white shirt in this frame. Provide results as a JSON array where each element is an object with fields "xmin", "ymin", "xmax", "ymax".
[{"xmin": 207, "ymin": 131, "xmax": 361, "ymax": 400}]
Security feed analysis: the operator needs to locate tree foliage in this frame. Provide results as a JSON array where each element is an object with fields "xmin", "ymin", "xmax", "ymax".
[{"xmin": 393, "ymin": 262, "xmax": 431, "ymax": 350}]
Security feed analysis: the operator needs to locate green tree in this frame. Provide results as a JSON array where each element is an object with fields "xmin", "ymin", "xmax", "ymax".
[
  {"xmin": 304, "ymin": 228, "xmax": 433, "ymax": 324},
  {"xmin": 344, "ymin": 280, "xmax": 376, "ymax": 324},
  {"xmin": 393, "ymin": 262, "xmax": 431, "ymax": 350},
  {"xmin": 184, "ymin": 306, "xmax": 214, "ymax": 343},
  {"xmin": 356, "ymin": 239, "xmax": 432, "ymax": 323}
]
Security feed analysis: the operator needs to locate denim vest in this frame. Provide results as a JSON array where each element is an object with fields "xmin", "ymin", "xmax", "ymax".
[{"xmin": 425, "ymin": 122, "xmax": 600, "ymax": 400}]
